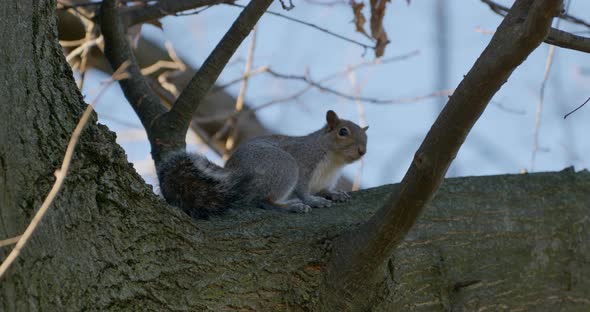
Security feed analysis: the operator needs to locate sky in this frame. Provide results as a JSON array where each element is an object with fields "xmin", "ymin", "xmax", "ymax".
[{"xmin": 82, "ymin": 0, "xmax": 590, "ymax": 191}]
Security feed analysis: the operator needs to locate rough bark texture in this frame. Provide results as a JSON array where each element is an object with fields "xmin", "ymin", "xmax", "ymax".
[{"xmin": 1, "ymin": 1, "xmax": 590, "ymax": 311}]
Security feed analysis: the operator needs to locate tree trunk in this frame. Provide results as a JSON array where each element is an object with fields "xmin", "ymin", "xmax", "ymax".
[{"xmin": 1, "ymin": 1, "xmax": 589, "ymax": 311}]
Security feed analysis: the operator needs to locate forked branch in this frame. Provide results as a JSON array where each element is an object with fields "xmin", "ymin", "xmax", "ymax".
[
  {"xmin": 321, "ymin": 0, "xmax": 563, "ymax": 308},
  {"xmin": 166, "ymin": 0, "xmax": 273, "ymax": 145},
  {"xmin": 482, "ymin": 0, "xmax": 590, "ymax": 54},
  {"xmin": 100, "ymin": 0, "xmax": 273, "ymax": 162}
]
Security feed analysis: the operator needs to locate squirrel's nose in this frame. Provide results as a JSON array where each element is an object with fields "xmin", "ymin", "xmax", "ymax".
[{"xmin": 358, "ymin": 146, "xmax": 366, "ymax": 156}]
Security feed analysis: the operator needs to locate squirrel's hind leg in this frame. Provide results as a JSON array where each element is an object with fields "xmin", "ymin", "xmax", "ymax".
[{"xmin": 259, "ymin": 198, "xmax": 311, "ymax": 213}]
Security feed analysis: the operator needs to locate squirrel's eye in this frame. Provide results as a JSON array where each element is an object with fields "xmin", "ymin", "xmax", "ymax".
[{"xmin": 338, "ymin": 127, "xmax": 349, "ymax": 136}]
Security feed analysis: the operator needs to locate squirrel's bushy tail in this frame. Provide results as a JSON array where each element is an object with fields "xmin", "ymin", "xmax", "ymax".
[{"xmin": 157, "ymin": 152, "xmax": 251, "ymax": 219}]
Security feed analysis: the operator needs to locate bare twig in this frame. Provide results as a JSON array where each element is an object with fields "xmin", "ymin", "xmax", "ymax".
[
  {"xmin": 0, "ymin": 235, "xmax": 22, "ymax": 248},
  {"xmin": 491, "ymin": 100, "xmax": 526, "ymax": 115},
  {"xmin": 531, "ymin": 44, "xmax": 556, "ymax": 171},
  {"xmin": 0, "ymin": 62, "xmax": 129, "ymax": 279},
  {"xmin": 263, "ymin": 68, "xmax": 454, "ymax": 105},
  {"xmin": 210, "ymin": 65, "xmax": 270, "ymax": 94},
  {"xmin": 194, "ymin": 51, "xmax": 428, "ymax": 123},
  {"xmin": 346, "ymin": 67, "xmax": 369, "ymax": 191},
  {"xmin": 156, "ymin": 42, "xmax": 188, "ymax": 97},
  {"xmin": 531, "ymin": 0, "xmax": 570, "ymax": 171},
  {"xmin": 260, "ymin": 82, "xmax": 452, "ymax": 109},
  {"xmin": 564, "ymin": 95, "xmax": 590, "ymax": 119},
  {"xmin": 65, "ymin": 35, "xmax": 103, "ymax": 63},
  {"xmin": 226, "ymin": 2, "xmax": 374, "ymax": 54},
  {"xmin": 60, "ymin": 38, "xmax": 89, "ymax": 47},
  {"xmin": 559, "ymin": 12, "xmax": 590, "ymax": 29},
  {"xmin": 211, "ymin": 50, "xmax": 420, "ymax": 96},
  {"xmin": 141, "ymin": 60, "xmax": 183, "ymax": 76},
  {"xmin": 279, "ymin": 0, "xmax": 295, "ymax": 10},
  {"xmin": 224, "ymin": 27, "xmax": 258, "ymax": 157},
  {"xmin": 77, "ymin": 20, "xmax": 100, "ymax": 90}
]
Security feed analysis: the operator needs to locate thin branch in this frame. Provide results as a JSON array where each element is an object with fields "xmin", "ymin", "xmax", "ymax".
[
  {"xmin": 264, "ymin": 68, "xmax": 453, "ymax": 105},
  {"xmin": 60, "ymin": 38, "xmax": 89, "ymax": 47},
  {"xmin": 77, "ymin": 20, "xmax": 100, "ymax": 90},
  {"xmin": 564, "ymin": 95, "xmax": 590, "ymax": 119},
  {"xmin": 0, "ymin": 235, "xmax": 22, "ymax": 248},
  {"xmin": 226, "ymin": 2, "xmax": 374, "ymax": 54},
  {"xmin": 559, "ymin": 11, "xmax": 590, "ymax": 29},
  {"xmin": 531, "ymin": 0, "xmax": 570, "ymax": 171},
  {"xmin": 346, "ymin": 67, "xmax": 368, "ymax": 191},
  {"xmin": 65, "ymin": 35, "xmax": 103, "ymax": 62},
  {"xmin": 531, "ymin": 45, "xmax": 556, "ymax": 171},
  {"xmin": 0, "ymin": 64, "xmax": 129, "ymax": 279},
  {"xmin": 141, "ymin": 60, "xmax": 184, "ymax": 76},
  {"xmin": 193, "ymin": 51, "xmax": 426, "ymax": 123},
  {"xmin": 210, "ymin": 65, "xmax": 270, "ymax": 94},
  {"xmin": 224, "ymin": 27, "xmax": 257, "ymax": 156},
  {"xmin": 195, "ymin": 87, "xmax": 451, "ymax": 124},
  {"xmin": 155, "ymin": 42, "xmax": 188, "ymax": 97},
  {"xmin": 321, "ymin": 0, "xmax": 562, "ymax": 308},
  {"xmin": 211, "ymin": 50, "xmax": 420, "ymax": 96}
]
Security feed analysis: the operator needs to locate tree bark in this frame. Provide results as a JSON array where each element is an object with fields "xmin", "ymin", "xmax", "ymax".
[{"xmin": 1, "ymin": 1, "xmax": 589, "ymax": 311}]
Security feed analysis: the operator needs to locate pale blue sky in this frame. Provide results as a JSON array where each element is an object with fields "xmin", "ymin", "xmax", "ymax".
[{"xmin": 83, "ymin": 0, "xmax": 590, "ymax": 191}]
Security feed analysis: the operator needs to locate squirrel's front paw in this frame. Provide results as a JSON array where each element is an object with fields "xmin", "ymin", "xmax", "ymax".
[
  {"xmin": 287, "ymin": 202, "xmax": 312, "ymax": 213},
  {"xmin": 320, "ymin": 190, "xmax": 351, "ymax": 203},
  {"xmin": 302, "ymin": 195, "xmax": 332, "ymax": 208}
]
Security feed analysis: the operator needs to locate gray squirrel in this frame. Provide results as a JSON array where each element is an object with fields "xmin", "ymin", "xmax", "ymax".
[{"xmin": 157, "ymin": 110, "xmax": 368, "ymax": 218}]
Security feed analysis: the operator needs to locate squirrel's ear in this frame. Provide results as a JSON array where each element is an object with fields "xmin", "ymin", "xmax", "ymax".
[
  {"xmin": 362, "ymin": 125, "xmax": 369, "ymax": 132},
  {"xmin": 326, "ymin": 110, "xmax": 339, "ymax": 130}
]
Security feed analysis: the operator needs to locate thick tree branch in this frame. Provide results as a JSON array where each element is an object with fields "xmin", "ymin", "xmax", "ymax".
[
  {"xmin": 162, "ymin": 0, "xmax": 274, "ymax": 154},
  {"xmin": 99, "ymin": 0, "xmax": 166, "ymax": 137},
  {"xmin": 321, "ymin": 0, "xmax": 563, "ymax": 309}
]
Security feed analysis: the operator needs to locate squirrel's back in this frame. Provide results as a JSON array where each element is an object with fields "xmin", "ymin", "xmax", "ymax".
[{"xmin": 157, "ymin": 152, "xmax": 252, "ymax": 219}]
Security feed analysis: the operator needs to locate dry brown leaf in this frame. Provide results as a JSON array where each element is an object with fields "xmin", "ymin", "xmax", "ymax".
[
  {"xmin": 370, "ymin": 0, "xmax": 390, "ymax": 57},
  {"xmin": 351, "ymin": 1, "xmax": 368, "ymax": 36}
]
